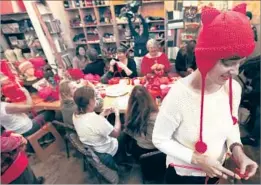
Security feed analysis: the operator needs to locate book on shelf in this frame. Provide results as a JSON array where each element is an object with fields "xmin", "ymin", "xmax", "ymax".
[
  {"xmin": 44, "ymin": 19, "xmax": 62, "ymax": 34},
  {"xmin": 62, "ymin": 54, "xmax": 72, "ymax": 69}
]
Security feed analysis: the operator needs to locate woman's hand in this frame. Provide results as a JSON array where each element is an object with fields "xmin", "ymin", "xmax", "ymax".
[
  {"xmin": 100, "ymin": 107, "xmax": 113, "ymax": 117},
  {"xmin": 10, "ymin": 133, "xmax": 28, "ymax": 145},
  {"xmin": 116, "ymin": 62, "xmax": 127, "ymax": 70},
  {"xmin": 232, "ymin": 146, "xmax": 258, "ymax": 180},
  {"xmin": 192, "ymin": 152, "xmax": 240, "ymax": 179}
]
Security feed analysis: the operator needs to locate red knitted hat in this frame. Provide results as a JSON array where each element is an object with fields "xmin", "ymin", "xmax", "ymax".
[{"xmin": 194, "ymin": 3, "xmax": 255, "ymax": 154}]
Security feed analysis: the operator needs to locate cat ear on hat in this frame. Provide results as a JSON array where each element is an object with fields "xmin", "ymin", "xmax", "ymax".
[
  {"xmin": 232, "ymin": 3, "xmax": 247, "ymax": 15},
  {"xmin": 201, "ymin": 6, "xmax": 221, "ymax": 25}
]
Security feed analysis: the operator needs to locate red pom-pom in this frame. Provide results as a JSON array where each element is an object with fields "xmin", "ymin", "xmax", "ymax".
[
  {"xmin": 195, "ymin": 141, "xmax": 208, "ymax": 154},
  {"xmin": 232, "ymin": 116, "xmax": 238, "ymax": 125}
]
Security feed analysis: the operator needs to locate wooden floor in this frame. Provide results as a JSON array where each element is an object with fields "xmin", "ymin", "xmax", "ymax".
[{"xmin": 30, "ymin": 126, "xmax": 260, "ymax": 184}]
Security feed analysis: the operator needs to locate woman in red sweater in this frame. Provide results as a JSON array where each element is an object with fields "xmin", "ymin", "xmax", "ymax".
[{"xmin": 141, "ymin": 39, "xmax": 171, "ymax": 76}]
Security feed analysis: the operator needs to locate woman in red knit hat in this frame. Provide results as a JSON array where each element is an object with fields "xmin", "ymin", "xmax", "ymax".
[{"xmin": 152, "ymin": 3, "xmax": 258, "ymax": 184}]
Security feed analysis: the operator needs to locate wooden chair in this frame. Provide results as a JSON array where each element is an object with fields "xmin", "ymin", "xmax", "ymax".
[
  {"xmin": 26, "ymin": 122, "xmax": 65, "ymax": 161},
  {"xmin": 52, "ymin": 120, "xmax": 75, "ymax": 158},
  {"xmin": 67, "ymin": 132, "xmax": 119, "ymax": 184}
]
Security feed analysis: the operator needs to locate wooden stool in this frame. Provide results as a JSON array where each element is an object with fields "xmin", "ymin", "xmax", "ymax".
[{"xmin": 26, "ymin": 122, "xmax": 65, "ymax": 161}]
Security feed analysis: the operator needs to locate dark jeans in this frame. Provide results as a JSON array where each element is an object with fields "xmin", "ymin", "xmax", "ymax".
[
  {"xmin": 10, "ymin": 166, "xmax": 39, "ymax": 184},
  {"xmin": 165, "ymin": 165, "xmax": 219, "ymax": 184},
  {"xmin": 93, "ymin": 132, "xmax": 129, "ymax": 171}
]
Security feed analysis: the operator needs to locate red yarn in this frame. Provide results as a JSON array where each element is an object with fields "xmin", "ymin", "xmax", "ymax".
[
  {"xmin": 2, "ymin": 83, "xmax": 26, "ymax": 102},
  {"xmin": 34, "ymin": 69, "xmax": 44, "ymax": 79},
  {"xmin": 67, "ymin": 69, "xmax": 84, "ymax": 80},
  {"xmin": 29, "ymin": 57, "xmax": 46, "ymax": 69}
]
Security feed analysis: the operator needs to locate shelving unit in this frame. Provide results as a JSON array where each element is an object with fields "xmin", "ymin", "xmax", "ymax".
[
  {"xmin": 64, "ymin": 0, "xmax": 167, "ymax": 58},
  {"xmin": 32, "ymin": 2, "xmax": 73, "ymax": 69},
  {"xmin": 1, "ymin": 12, "xmax": 46, "ymax": 59}
]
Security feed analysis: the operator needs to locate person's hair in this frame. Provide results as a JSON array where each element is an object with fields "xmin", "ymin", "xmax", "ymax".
[
  {"xmin": 73, "ymin": 86, "xmax": 95, "ymax": 115},
  {"xmin": 146, "ymin": 38, "xmax": 159, "ymax": 49},
  {"xmin": 75, "ymin": 45, "xmax": 87, "ymax": 58},
  {"xmin": 187, "ymin": 39, "xmax": 196, "ymax": 45},
  {"xmin": 125, "ymin": 85, "xmax": 158, "ymax": 136},
  {"xmin": 87, "ymin": 47, "xmax": 98, "ymax": 62},
  {"xmin": 246, "ymin": 11, "xmax": 252, "ymax": 20},
  {"xmin": 117, "ymin": 46, "xmax": 127, "ymax": 54},
  {"xmin": 59, "ymin": 80, "xmax": 72, "ymax": 100}
]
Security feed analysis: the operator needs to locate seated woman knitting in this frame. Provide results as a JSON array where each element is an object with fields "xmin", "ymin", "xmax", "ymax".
[
  {"xmin": 101, "ymin": 46, "xmax": 137, "ymax": 84},
  {"xmin": 141, "ymin": 39, "xmax": 171, "ymax": 76},
  {"xmin": 59, "ymin": 79, "xmax": 103, "ymax": 126},
  {"xmin": 73, "ymin": 86, "xmax": 122, "ymax": 170},
  {"xmin": 0, "ymin": 86, "xmax": 55, "ymax": 153},
  {"xmin": 124, "ymin": 85, "xmax": 166, "ymax": 181},
  {"xmin": 124, "ymin": 85, "xmax": 159, "ymax": 158}
]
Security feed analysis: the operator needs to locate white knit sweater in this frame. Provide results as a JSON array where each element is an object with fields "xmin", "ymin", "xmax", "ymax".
[{"xmin": 152, "ymin": 79, "xmax": 242, "ymax": 176}]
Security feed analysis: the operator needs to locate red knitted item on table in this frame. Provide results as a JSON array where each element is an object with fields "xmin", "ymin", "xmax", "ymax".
[
  {"xmin": 194, "ymin": 3, "xmax": 255, "ymax": 154},
  {"xmin": 67, "ymin": 69, "xmax": 84, "ymax": 80}
]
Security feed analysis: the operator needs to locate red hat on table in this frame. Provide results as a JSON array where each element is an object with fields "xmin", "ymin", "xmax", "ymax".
[{"xmin": 194, "ymin": 3, "xmax": 255, "ymax": 154}]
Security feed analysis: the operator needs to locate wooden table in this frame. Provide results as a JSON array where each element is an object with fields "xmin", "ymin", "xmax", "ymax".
[{"xmin": 32, "ymin": 85, "xmax": 134, "ymax": 113}]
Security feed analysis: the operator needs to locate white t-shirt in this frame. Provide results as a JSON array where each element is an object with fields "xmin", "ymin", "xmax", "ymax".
[
  {"xmin": 73, "ymin": 112, "xmax": 118, "ymax": 156},
  {"xmin": 0, "ymin": 102, "xmax": 33, "ymax": 134}
]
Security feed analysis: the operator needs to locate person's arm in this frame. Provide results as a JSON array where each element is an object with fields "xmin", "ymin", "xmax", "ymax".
[
  {"xmin": 152, "ymin": 89, "xmax": 194, "ymax": 164},
  {"xmin": 140, "ymin": 56, "xmax": 152, "ymax": 75},
  {"xmin": 109, "ymin": 108, "xmax": 121, "ymax": 138},
  {"xmin": 72, "ymin": 57, "xmax": 79, "ymax": 69},
  {"xmin": 226, "ymin": 80, "xmax": 243, "ymax": 149},
  {"xmin": 100, "ymin": 71, "xmax": 114, "ymax": 84},
  {"xmin": 2, "ymin": 88, "xmax": 33, "ymax": 114},
  {"xmin": 160, "ymin": 53, "xmax": 171, "ymax": 72},
  {"xmin": 94, "ymin": 90, "xmax": 104, "ymax": 112},
  {"xmin": 139, "ymin": 14, "xmax": 149, "ymax": 36},
  {"xmin": 98, "ymin": 109, "xmax": 121, "ymax": 138},
  {"xmin": 123, "ymin": 58, "xmax": 137, "ymax": 78},
  {"xmin": 127, "ymin": 16, "xmax": 138, "ymax": 36}
]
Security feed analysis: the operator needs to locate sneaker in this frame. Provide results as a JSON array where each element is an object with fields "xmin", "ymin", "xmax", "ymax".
[
  {"xmin": 241, "ymin": 136, "xmax": 259, "ymax": 147},
  {"xmin": 37, "ymin": 176, "xmax": 45, "ymax": 184}
]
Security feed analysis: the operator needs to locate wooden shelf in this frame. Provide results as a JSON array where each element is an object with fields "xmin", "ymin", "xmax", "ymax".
[
  {"xmin": 65, "ymin": 7, "xmax": 79, "ymax": 11},
  {"xmin": 1, "ymin": 12, "xmax": 28, "ymax": 16},
  {"xmin": 98, "ymin": 23, "xmax": 113, "ymax": 26},
  {"xmin": 74, "ymin": 42, "xmax": 87, "ymax": 45},
  {"xmin": 148, "ymin": 20, "xmax": 164, "ymax": 23},
  {"xmin": 143, "ymin": 1, "xmax": 164, "ymax": 4},
  {"xmin": 84, "ymin": 24, "xmax": 97, "ymax": 27},
  {"xmin": 71, "ymin": 25, "xmax": 84, "ymax": 29},
  {"xmin": 87, "ymin": 41, "xmax": 100, "ymax": 44},
  {"xmin": 81, "ymin": 6, "xmax": 95, "ymax": 9},
  {"xmin": 65, "ymin": 0, "xmax": 167, "ymax": 54},
  {"xmin": 149, "ymin": 30, "xmax": 165, "ymax": 33},
  {"xmin": 95, "ymin": 5, "xmax": 110, "ymax": 8},
  {"xmin": 3, "ymin": 32, "xmax": 24, "ymax": 35}
]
